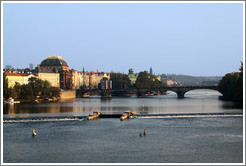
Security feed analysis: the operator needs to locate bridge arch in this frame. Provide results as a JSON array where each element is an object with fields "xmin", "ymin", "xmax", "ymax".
[
  {"xmin": 184, "ymin": 89, "xmax": 222, "ymax": 98},
  {"xmin": 167, "ymin": 86, "xmax": 219, "ymax": 98}
]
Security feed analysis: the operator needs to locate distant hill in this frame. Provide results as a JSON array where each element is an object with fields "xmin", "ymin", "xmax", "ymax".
[{"xmin": 161, "ymin": 74, "xmax": 222, "ymax": 86}]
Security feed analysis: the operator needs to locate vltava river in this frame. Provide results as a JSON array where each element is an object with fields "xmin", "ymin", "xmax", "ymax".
[
  {"xmin": 3, "ymin": 90, "xmax": 242, "ymax": 117},
  {"xmin": 3, "ymin": 90, "xmax": 243, "ymax": 163}
]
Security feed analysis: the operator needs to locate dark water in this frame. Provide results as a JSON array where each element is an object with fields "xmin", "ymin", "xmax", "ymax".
[{"xmin": 3, "ymin": 90, "xmax": 244, "ymax": 163}]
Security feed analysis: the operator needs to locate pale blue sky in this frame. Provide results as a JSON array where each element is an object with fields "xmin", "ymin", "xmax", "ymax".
[{"xmin": 3, "ymin": 3, "xmax": 244, "ymax": 76}]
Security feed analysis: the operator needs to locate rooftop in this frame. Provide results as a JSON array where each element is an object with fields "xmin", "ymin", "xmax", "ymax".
[{"xmin": 40, "ymin": 56, "xmax": 68, "ymax": 67}]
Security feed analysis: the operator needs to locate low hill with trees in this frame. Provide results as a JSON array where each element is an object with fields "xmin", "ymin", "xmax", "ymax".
[{"xmin": 161, "ymin": 74, "xmax": 222, "ymax": 86}]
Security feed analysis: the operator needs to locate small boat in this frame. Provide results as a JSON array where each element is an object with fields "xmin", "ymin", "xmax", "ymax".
[
  {"xmin": 83, "ymin": 93, "xmax": 90, "ymax": 98},
  {"xmin": 5, "ymin": 97, "xmax": 14, "ymax": 104},
  {"xmin": 120, "ymin": 111, "xmax": 137, "ymax": 121},
  {"xmin": 32, "ymin": 129, "xmax": 36, "ymax": 136},
  {"xmin": 4, "ymin": 97, "xmax": 20, "ymax": 104},
  {"xmin": 87, "ymin": 111, "xmax": 101, "ymax": 120}
]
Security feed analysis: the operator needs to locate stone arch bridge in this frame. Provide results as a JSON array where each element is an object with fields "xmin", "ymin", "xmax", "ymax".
[
  {"xmin": 166, "ymin": 86, "xmax": 219, "ymax": 98},
  {"xmin": 77, "ymin": 86, "xmax": 219, "ymax": 98}
]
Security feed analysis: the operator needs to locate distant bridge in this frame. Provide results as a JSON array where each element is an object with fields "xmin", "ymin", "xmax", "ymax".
[
  {"xmin": 166, "ymin": 86, "xmax": 219, "ymax": 98},
  {"xmin": 77, "ymin": 85, "xmax": 219, "ymax": 98}
]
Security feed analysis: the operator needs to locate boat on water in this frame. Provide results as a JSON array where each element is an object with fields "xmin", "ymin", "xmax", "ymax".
[
  {"xmin": 87, "ymin": 111, "xmax": 101, "ymax": 120},
  {"xmin": 4, "ymin": 97, "xmax": 20, "ymax": 104},
  {"xmin": 83, "ymin": 93, "xmax": 90, "ymax": 98},
  {"xmin": 32, "ymin": 129, "xmax": 36, "ymax": 136},
  {"xmin": 120, "ymin": 111, "xmax": 137, "ymax": 121}
]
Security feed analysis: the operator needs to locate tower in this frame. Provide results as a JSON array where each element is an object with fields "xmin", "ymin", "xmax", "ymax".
[
  {"xmin": 149, "ymin": 67, "xmax": 153, "ymax": 75},
  {"xmin": 29, "ymin": 63, "xmax": 35, "ymax": 70}
]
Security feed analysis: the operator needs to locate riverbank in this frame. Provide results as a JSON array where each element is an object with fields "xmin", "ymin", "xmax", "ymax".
[{"xmin": 3, "ymin": 90, "xmax": 76, "ymax": 104}]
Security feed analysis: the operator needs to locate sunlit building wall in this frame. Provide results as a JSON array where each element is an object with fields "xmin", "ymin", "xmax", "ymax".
[
  {"xmin": 5, "ymin": 73, "xmax": 37, "ymax": 88},
  {"xmin": 38, "ymin": 72, "xmax": 60, "ymax": 87}
]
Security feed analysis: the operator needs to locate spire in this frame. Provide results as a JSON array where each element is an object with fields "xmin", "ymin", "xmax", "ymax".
[{"xmin": 149, "ymin": 67, "xmax": 153, "ymax": 75}]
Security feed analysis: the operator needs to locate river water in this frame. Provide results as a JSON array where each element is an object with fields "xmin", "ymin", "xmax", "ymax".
[{"xmin": 2, "ymin": 90, "xmax": 244, "ymax": 163}]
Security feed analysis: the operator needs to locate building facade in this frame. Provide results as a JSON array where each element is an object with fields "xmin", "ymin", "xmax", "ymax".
[
  {"xmin": 5, "ymin": 73, "xmax": 37, "ymax": 88},
  {"xmin": 38, "ymin": 72, "xmax": 60, "ymax": 87}
]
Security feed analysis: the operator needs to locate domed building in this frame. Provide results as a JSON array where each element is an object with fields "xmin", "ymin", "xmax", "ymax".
[
  {"xmin": 40, "ymin": 56, "xmax": 69, "ymax": 72},
  {"xmin": 39, "ymin": 56, "xmax": 73, "ymax": 89}
]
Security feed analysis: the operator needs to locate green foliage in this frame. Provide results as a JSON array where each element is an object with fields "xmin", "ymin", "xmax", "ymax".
[
  {"xmin": 4, "ymin": 77, "xmax": 60, "ymax": 100},
  {"xmin": 8, "ymin": 87, "xmax": 18, "ymax": 100},
  {"xmin": 128, "ymin": 68, "xmax": 134, "ymax": 74},
  {"xmin": 136, "ymin": 71, "xmax": 165, "ymax": 89},
  {"xmin": 48, "ymin": 87, "xmax": 61, "ymax": 98},
  {"xmin": 28, "ymin": 77, "xmax": 43, "ymax": 97},
  {"xmin": 13, "ymin": 82, "xmax": 22, "ymax": 98},
  {"xmin": 218, "ymin": 63, "xmax": 243, "ymax": 102},
  {"xmin": 110, "ymin": 73, "xmax": 131, "ymax": 89},
  {"xmin": 19, "ymin": 84, "xmax": 34, "ymax": 100},
  {"xmin": 3, "ymin": 73, "xmax": 9, "ymax": 98}
]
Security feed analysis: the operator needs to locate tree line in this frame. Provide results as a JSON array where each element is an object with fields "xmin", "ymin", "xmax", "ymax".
[
  {"xmin": 3, "ymin": 73, "xmax": 60, "ymax": 101},
  {"xmin": 110, "ymin": 71, "xmax": 166, "ymax": 90},
  {"xmin": 218, "ymin": 62, "xmax": 243, "ymax": 103}
]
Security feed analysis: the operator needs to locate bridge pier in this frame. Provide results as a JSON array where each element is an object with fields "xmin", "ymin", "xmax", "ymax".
[
  {"xmin": 137, "ymin": 90, "xmax": 146, "ymax": 97},
  {"xmin": 101, "ymin": 90, "xmax": 112, "ymax": 98},
  {"xmin": 177, "ymin": 91, "xmax": 185, "ymax": 98}
]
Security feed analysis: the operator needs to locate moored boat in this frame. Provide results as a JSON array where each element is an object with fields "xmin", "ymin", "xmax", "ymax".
[
  {"xmin": 87, "ymin": 111, "xmax": 101, "ymax": 120},
  {"xmin": 120, "ymin": 111, "xmax": 137, "ymax": 121},
  {"xmin": 4, "ymin": 97, "xmax": 20, "ymax": 104}
]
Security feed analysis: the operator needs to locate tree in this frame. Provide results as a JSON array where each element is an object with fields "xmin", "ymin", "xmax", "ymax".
[
  {"xmin": 8, "ymin": 87, "xmax": 18, "ymax": 100},
  {"xmin": 110, "ymin": 73, "xmax": 131, "ymax": 89},
  {"xmin": 128, "ymin": 68, "xmax": 134, "ymax": 74},
  {"xmin": 13, "ymin": 82, "xmax": 22, "ymax": 99},
  {"xmin": 3, "ymin": 72, "xmax": 10, "ymax": 98},
  {"xmin": 218, "ymin": 62, "xmax": 243, "ymax": 102},
  {"xmin": 28, "ymin": 77, "xmax": 43, "ymax": 97},
  {"xmin": 40, "ymin": 80, "xmax": 51, "ymax": 98},
  {"xmin": 49, "ymin": 87, "xmax": 60, "ymax": 98},
  {"xmin": 19, "ymin": 84, "xmax": 34, "ymax": 99},
  {"xmin": 136, "ymin": 71, "xmax": 152, "ymax": 89},
  {"xmin": 136, "ymin": 71, "xmax": 166, "ymax": 89}
]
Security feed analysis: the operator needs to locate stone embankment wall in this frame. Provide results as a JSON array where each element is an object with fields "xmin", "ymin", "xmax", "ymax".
[{"xmin": 60, "ymin": 90, "xmax": 76, "ymax": 99}]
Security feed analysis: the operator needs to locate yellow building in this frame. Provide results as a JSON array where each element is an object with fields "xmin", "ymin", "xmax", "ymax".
[
  {"xmin": 156, "ymin": 75, "xmax": 161, "ymax": 81},
  {"xmin": 82, "ymin": 72, "xmax": 110, "ymax": 89},
  {"xmin": 38, "ymin": 72, "xmax": 60, "ymax": 87},
  {"xmin": 5, "ymin": 73, "xmax": 37, "ymax": 88},
  {"xmin": 128, "ymin": 73, "xmax": 139, "ymax": 84}
]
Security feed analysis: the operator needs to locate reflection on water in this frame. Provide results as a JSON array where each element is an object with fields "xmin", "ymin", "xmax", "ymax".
[
  {"xmin": 3, "ymin": 90, "xmax": 242, "ymax": 117},
  {"xmin": 3, "ymin": 89, "xmax": 243, "ymax": 163}
]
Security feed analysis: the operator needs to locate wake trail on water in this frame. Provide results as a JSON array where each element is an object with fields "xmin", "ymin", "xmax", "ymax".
[
  {"xmin": 3, "ymin": 116, "xmax": 87, "ymax": 123},
  {"xmin": 131, "ymin": 113, "xmax": 243, "ymax": 119}
]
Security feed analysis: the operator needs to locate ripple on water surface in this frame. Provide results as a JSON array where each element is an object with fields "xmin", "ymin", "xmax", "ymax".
[{"xmin": 3, "ymin": 116, "xmax": 243, "ymax": 163}]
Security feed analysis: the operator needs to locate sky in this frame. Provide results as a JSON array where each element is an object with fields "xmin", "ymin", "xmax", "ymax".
[{"xmin": 2, "ymin": 2, "xmax": 244, "ymax": 76}]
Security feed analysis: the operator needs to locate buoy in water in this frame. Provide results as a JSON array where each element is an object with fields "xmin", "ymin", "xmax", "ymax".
[
  {"xmin": 32, "ymin": 129, "xmax": 36, "ymax": 136},
  {"xmin": 144, "ymin": 129, "xmax": 147, "ymax": 136},
  {"xmin": 139, "ymin": 133, "xmax": 142, "ymax": 137}
]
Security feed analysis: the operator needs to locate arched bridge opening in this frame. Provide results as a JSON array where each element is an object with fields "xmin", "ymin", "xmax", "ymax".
[{"xmin": 167, "ymin": 86, "xmax": 219, "ymax": 98}]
